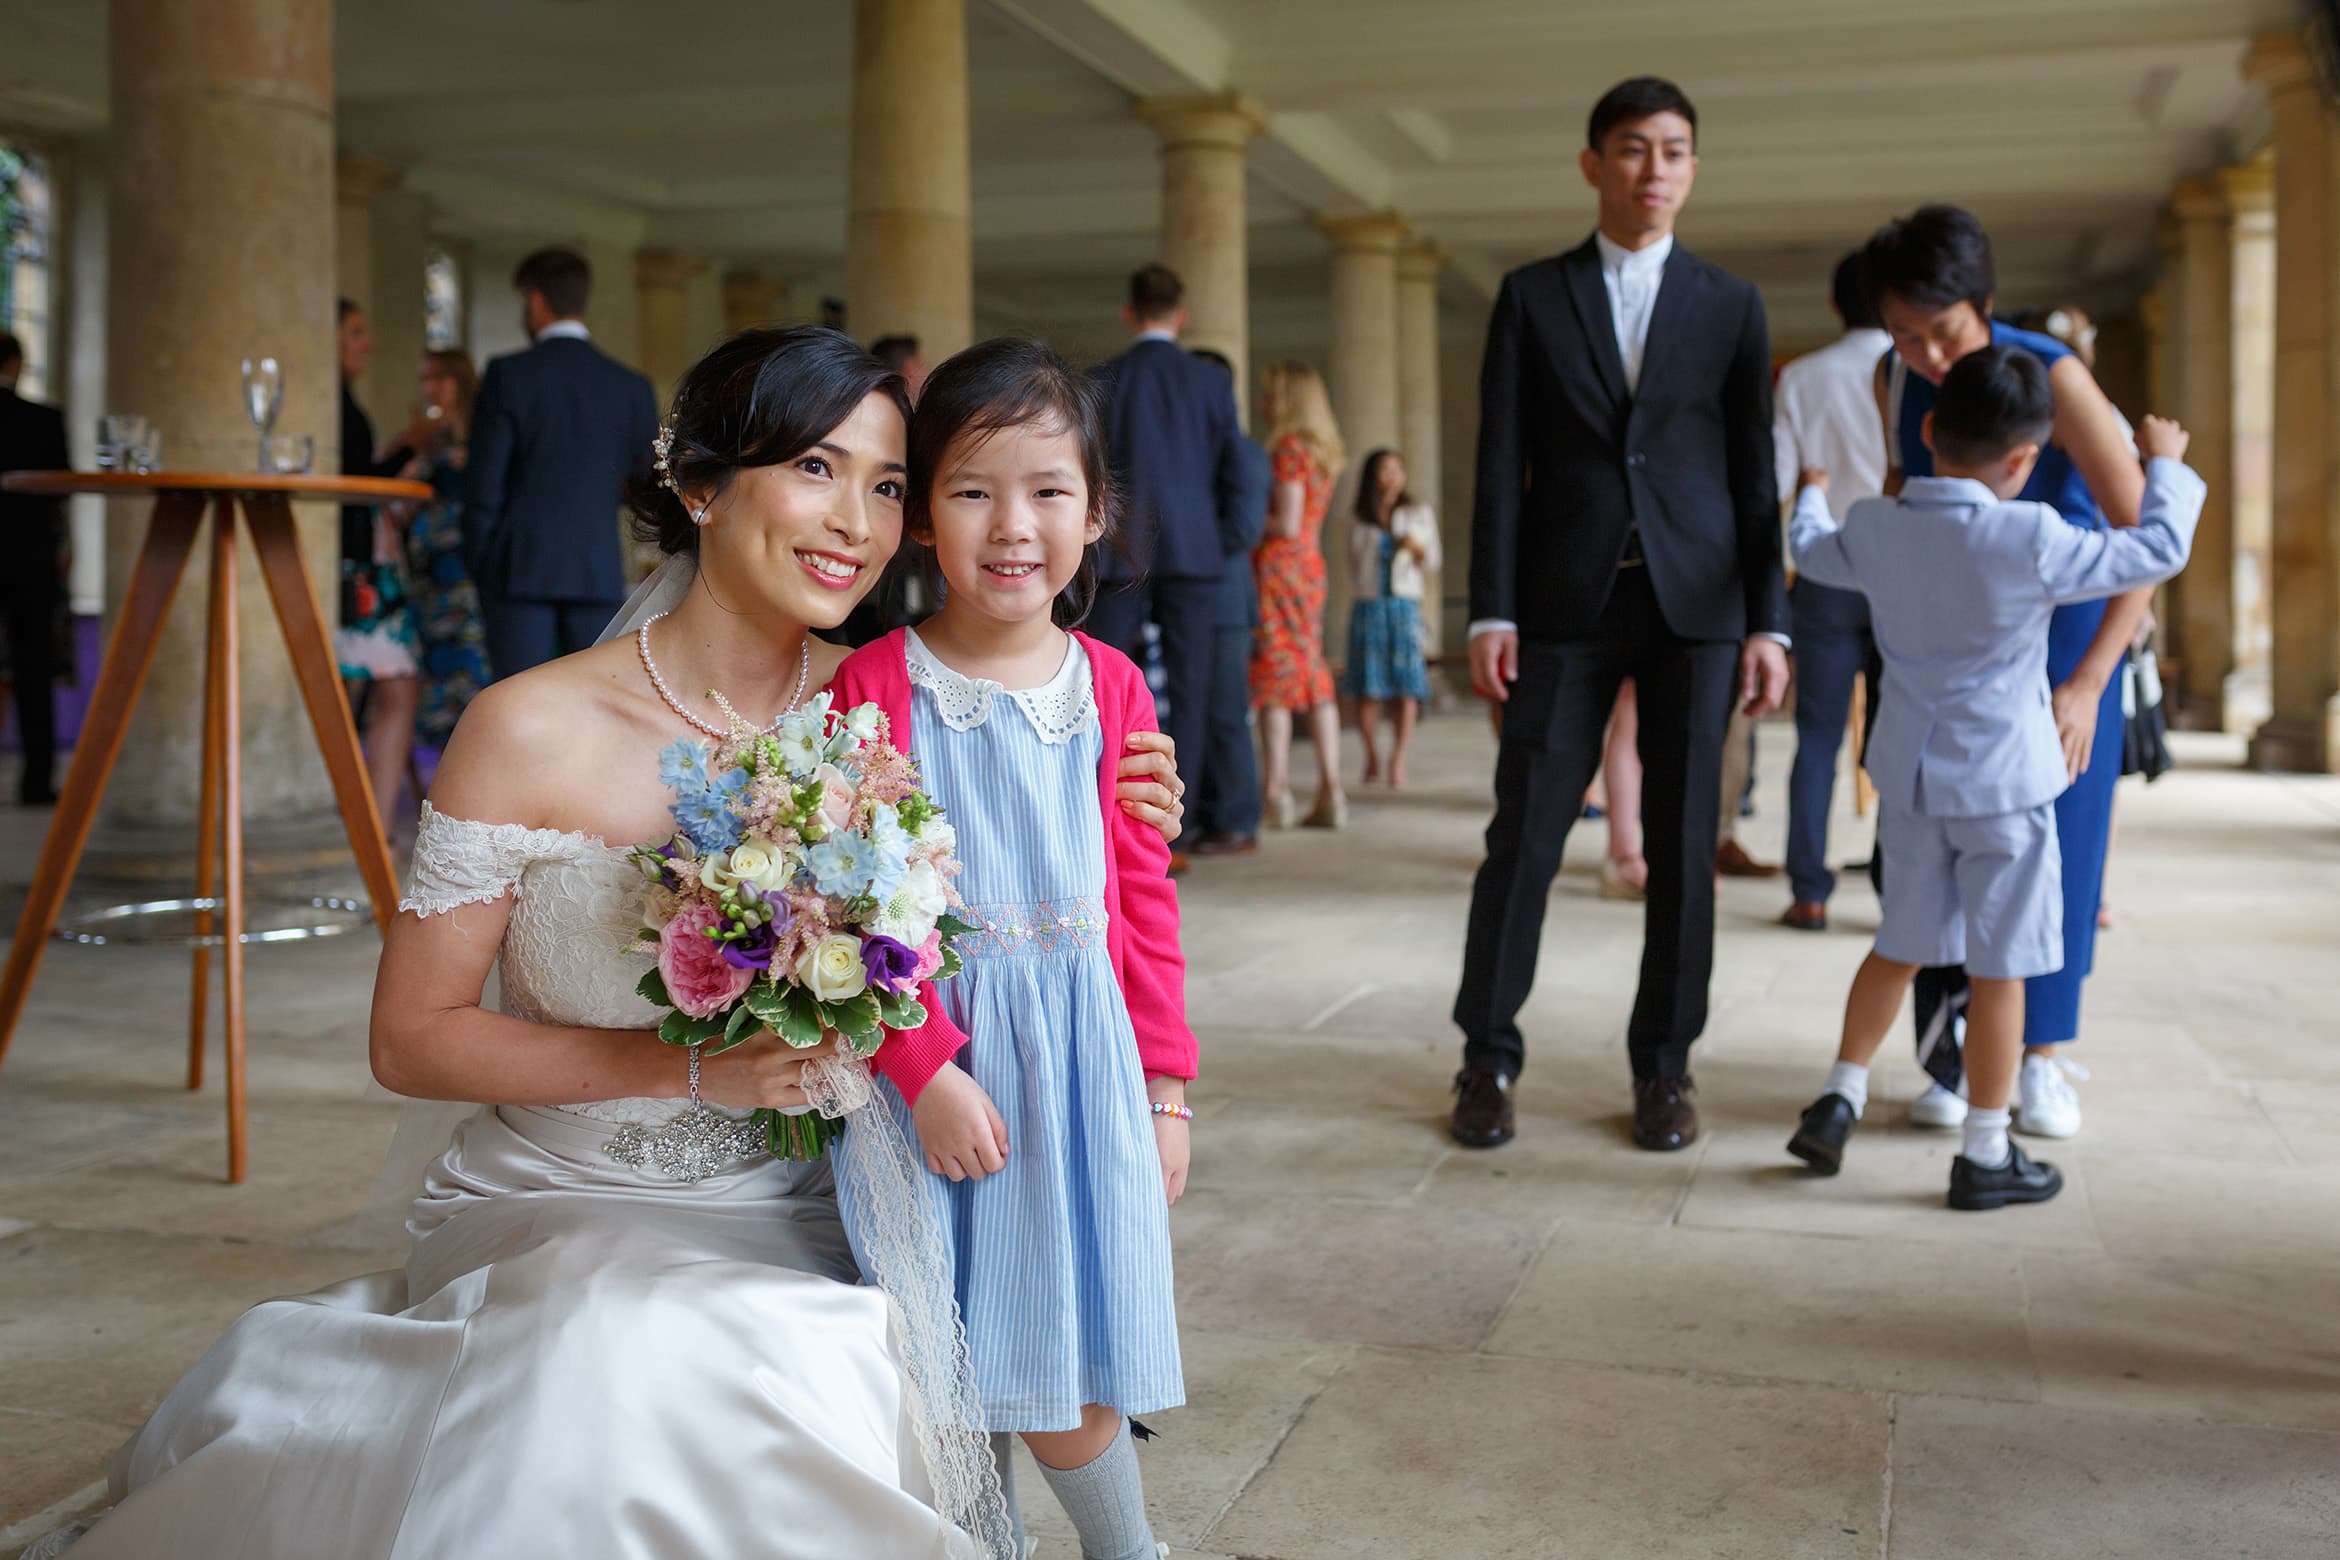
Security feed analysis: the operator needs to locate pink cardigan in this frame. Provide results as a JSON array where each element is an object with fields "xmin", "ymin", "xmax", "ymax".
[{"xmin": 826, "ymin": 629, "xmax": 1198, "ymax": 1106}]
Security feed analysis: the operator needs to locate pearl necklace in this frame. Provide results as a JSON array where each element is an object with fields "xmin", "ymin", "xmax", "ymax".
[{"xmin": 636, "ymin": 612, "xmax": 810, "ymax": 738}]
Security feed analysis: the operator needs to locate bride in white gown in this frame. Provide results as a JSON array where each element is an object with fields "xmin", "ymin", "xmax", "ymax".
[{"xmin": 31, "ymin": 328, "xmax": 1184, "ymax": 1560}]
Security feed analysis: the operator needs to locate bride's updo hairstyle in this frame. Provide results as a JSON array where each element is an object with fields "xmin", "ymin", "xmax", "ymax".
[{"xmin": 627, "ymin": 325, "xmax": 911, "ymax": 557}]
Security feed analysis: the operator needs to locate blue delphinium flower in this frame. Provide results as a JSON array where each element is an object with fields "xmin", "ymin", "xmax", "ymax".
[
  {"xmin": 806, "ymin": 830, "xmax": 877, "ymax": 900},
  {"xmin": 861, "ymin": 803, "xmax": 910, "ymax": 901},
  {"xmin": 658, "ymin": 739, "xmax": 713, "ymax": 792},
  {"xmin": 672, "ymin": 790, "xmax": 741, "ymax": 855}
]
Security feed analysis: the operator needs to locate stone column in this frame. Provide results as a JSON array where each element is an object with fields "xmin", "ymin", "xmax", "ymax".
[
  {"xmin": 845, "ymin": 0, "xmax": 971, "ymax": 358},
  {"xmin": 102, "ymin": 0, "xmax": 339, "ymax": 831},
  {"xmin": 1136, "ymin": 94, "xmax": 1266, "ymax": 411},
  {"xmin": 722, "ymin": 268, "xmax": 787, "ymax": 336},
  {"xmin": 1316, "ymin": 212, "xmax": 1407, "ymax": 667},
  {"xmin": 333, "ymin": 154, "xmax": 398, "ymax": 325},
  {"xmin": 2246, "ymin": 34, "xmax": 2340, "ymax": 772},
  {"xmin": 1396, "ymin": 239, "xmax": 1445, "ymax": 654},
  {"xmin": 2169, "ymin": 177, "xmax": 2237, "ymax": 729},
  {"xmin": 635, "ymin": 247, "xmax": 706, "ymax": 403},
  {"xmin": 2224, "ymin": 156, "xmax": 2277, "ymax": 724},
  {"xmin": 364, "ymin": 185, "xmax": 430, "ymax": 444}
]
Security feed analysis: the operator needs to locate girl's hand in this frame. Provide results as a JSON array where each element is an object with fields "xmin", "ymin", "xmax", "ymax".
[
  {"xmin": 911, "ymin": 1061, "xmax": 1010, "ymax": 1182},
  {"xmin": 697, "ymin": 1034, "xmax": 842, "ymax": 1111},
  {"xmin": 1117, "ymin": 731, "xmax": 1186, "ymax": 844},
  {"xmin": 2051, "ymin": 676, "xmax": 2101, "ymax": 783},
  {"xmin": 1149, "ymin": 1078, "xmax": 1190, "ymax": 1206}
]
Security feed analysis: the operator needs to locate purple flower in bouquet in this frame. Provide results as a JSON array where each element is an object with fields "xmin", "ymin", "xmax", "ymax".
[
  {"xmin": 721, "ymin": 904, "xmax": 788, "ymax": 971},
  {"xmin": 861, "ymin": 933, "xmax": 921, "ymax": 995}
]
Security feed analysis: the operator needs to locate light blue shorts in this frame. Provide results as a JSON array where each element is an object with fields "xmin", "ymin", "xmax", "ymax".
[{"xmin": 1875, "ymin": 800, "xmax": 2064, "ymax": 980}]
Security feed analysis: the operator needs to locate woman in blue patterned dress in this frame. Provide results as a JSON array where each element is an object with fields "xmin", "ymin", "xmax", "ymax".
[
  {"xmin": 1865, "ymin": 206, "xmax": 2150, "ymax": 1141},
  {"xmin": 402, "ymin": 349, "xmax": 494, "ymax": 754},
  {"xmin": 1342, "ymin": 448, "xmax": 1440, "ymax": 789}
]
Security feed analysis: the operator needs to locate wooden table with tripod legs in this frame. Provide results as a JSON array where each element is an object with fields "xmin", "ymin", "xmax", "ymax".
[{"xmin": 0, "ymin": 470, "xmax": 431, "ymax": 1182}]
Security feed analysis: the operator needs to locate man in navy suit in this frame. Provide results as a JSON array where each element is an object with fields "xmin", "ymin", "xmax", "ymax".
[
  {"xmin": 1188, "ymin": 347, "xmax": 1271, "ymax": 857},
  {"xmin": 1089, "ymin": 264, "xmax": 1246, "ymax": 835},
  {"xmin": 464, "ymin": 247, "xmax": 659, "ymax": 677}
]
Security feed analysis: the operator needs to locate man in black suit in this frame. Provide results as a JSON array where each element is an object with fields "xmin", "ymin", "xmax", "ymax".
[
  {"xmin": 1187, "ymin": 347, "xmax": 1272, "ymax": 857},
  {"xmin": 0, "ymin": 331, "xmax": 71, "ymax": 805},
  {"xmin": 1089, "ymin": 265, "xmax": 1246, "ymax": 840},
  {"xmin": 464, "ymin": 247, "xmax": 659, "ymax": 677},
  {"xmin": 1449, "ymin": 77, "xmax": 1790, "ymax": 1153}
]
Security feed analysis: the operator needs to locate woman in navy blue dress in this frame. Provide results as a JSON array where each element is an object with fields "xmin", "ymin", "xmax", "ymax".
[{"xmin": 1863, "ymin": 206, "xmax": 2150, "ymax": 1142}]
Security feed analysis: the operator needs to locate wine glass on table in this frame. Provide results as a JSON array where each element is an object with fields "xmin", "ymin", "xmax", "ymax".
[{"xmin": 241, "ymin": 357, "xmax": 283, "ymax": 472}]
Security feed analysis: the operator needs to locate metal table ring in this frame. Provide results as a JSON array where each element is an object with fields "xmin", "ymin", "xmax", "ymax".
[{"xmin": 51, "ymin": 895, "xmax": 376, "ymax": 948}]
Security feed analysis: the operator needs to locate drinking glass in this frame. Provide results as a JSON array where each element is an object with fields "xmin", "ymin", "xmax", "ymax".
[
  {"xmin": 96, "ymin": 414, "xmax": 150, "ymax": 472},
  {"xmin": 128, "ymin": 428, "xmax": 163, "ymax": 474},
  {"xmin": 262, "ymin": 434, "xmax": 314, "ymax": 475},
  {"xmin": 241, "ymin": 357, "xmax": 284, "ymax": 470}
]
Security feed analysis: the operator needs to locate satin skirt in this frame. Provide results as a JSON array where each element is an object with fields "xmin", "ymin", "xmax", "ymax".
[{"xmin": 59, "ymin": 1106, "xmax": 961, "ymax": 1560}]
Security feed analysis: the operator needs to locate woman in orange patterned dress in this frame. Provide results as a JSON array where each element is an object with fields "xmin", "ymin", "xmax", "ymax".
[{"xmin": 1249, "ymin": 361, "xmax": 1348, "ymax": 830}]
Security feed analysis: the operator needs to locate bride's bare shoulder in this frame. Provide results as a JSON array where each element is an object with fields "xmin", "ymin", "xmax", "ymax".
[{"xmin": 430, "ymin": 643, "xmax": 649, "ymax": 826}]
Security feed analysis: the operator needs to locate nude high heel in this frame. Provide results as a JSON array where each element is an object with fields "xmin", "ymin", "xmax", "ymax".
[
  {"xmin": 1302, "ymin": 788, "xmax": 1348, "ymax": 830},
  {"xmin": 1267, "ymin": 788, "xmax": 1296, "ymax": 830}
]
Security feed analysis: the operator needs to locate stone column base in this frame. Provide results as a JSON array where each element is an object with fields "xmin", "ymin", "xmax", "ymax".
[{"xmin": 2246, "ymin": 703, "xmax": 2340, "ymax": 773}]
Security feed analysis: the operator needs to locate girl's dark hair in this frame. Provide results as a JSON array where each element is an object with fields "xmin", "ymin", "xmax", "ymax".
[
  {"xmin": 626, "ymin": 325, "xmax": 910, "ymax": 558},
  {"xmin": 906, "ymin": 336, "xmax": 1121, "ymax": 630},
  {"xmin": 1863, "ymin": 204, "xmax": 1996, "ymax": 319},
  {"xmin": 1351, "ymin": 447, "xmax": 1412, "ymax": 529}
]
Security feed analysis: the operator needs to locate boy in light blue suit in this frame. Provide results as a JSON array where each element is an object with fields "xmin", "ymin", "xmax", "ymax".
[{"xmin": 1781, "ymin": 346, "xmax": 2203, "ymax": 1209}]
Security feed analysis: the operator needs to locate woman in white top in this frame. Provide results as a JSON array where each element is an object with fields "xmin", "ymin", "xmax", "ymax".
[{"xmin": 1342, "ymin": 448, "xmax": 1439, "ymax": 789}]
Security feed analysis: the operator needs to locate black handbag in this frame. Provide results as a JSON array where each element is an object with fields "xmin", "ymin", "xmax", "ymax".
[{"xmin": 2120, "ymin": 645, "xmax": 2172, "ymax": 781}]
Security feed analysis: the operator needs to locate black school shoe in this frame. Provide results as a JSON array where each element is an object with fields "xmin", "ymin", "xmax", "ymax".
[
  {"xmin": 1787, "ymin": 1093, "xmax": 1858, "ymax": 1175},
  {"xmin": 1948, "ymin": 1142, "xmax": 2064, "ymax": 1210}
]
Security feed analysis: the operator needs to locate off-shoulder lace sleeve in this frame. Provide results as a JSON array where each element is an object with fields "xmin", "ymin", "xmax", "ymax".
[{"xmin": 400, "ymin": 802, "xmax": 596, "ymax": 917}]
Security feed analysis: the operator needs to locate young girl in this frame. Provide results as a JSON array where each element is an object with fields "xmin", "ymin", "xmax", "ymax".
[
  {"xmin": 1342, "ymin": 446, "xmax": 1439, "ymax": 789},
  {"xmin": 828, "ymin": 337, "xmax": 1193, "ymax": 1560}
]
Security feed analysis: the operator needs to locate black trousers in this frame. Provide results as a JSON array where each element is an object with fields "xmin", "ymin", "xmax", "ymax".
[
  {"xmin": 1453, "ymin": 567, "xmax": 1739, "ymax": 1081},
  {"xmin": 1195, "ymin": 621, "xmax": 1261, "ymax": 837},
  {"xmin": 1, "ymin": 580, "xmax": 61, "ymax": 801},
  {"xmin": 1088, "ymin": 576, "xmax": 1216, "ymax": 816}
]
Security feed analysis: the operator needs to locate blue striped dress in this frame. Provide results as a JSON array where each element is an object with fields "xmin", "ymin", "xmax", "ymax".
[{"xmin": 836, "ymin": 630, "xmax": 1184, "ymax": 1433}]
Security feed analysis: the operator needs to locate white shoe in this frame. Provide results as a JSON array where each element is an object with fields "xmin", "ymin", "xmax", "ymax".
[
  {"xmin": 1909, "ymin": 1082, "xmax": 1968, "ymax": 1128},
  {"xmin": 2015, "ymin": 1054, "xmax": 2086, "ymax": 1139}
]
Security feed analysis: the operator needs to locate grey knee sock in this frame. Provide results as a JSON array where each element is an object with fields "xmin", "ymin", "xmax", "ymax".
[
  {"xmin": 1032, "ymin": 1418, "xmax": 1157, "ymax": 1560},
  {"xmin": 989, "ymin": 1432, "xmax": 1029, "ymax": 1557}
]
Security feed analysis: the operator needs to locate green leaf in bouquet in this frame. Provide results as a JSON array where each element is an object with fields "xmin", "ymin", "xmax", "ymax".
[
  {"xmin": 743, "ymin": 979, "xmax": 791, "ymax": 1032},
  {"xmin": 936, "ymin": 945, "xmax": 964, "ymax": 981},
  {"xmin": 874, "ymin": 987, "xmax": 927, "ymax": 1033},
  {"xmin": 774, "ymin": 985, "xmax": 828, "ymax": 1049},
  {"xmin": 826, "ymin": 989, "xmax": 883, "ymax": 1046},
  {"xmin": 636, "ymin": 967, "xmax": 673, "ymax": 1008},
  {"xmin": 935, "ymin": 912, "xmax": 979, "ymax": 940},
  {"xmin": 657, "ymin": 1007, "xmax": 727, "ymax": 1048},
  {"xmin": 709, "ymin": 1001, "xmax": 762, "ymax": 1054}
]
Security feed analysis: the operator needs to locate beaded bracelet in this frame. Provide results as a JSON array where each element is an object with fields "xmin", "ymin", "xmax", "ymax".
[{"xmin": 1149, "ymin": 1101, "xmax": 1194, "ymax": 1122}]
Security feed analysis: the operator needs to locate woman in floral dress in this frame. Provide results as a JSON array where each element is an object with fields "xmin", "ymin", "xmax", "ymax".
[{"xmin": 1249, "ymin": 361, "xmax": 1347, "ymax": 830}]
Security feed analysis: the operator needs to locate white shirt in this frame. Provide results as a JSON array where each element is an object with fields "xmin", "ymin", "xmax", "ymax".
[
  {"xmin": 1595, "ymin": 230, "xmax": 1673, "ymax": 395},
  {"xmin": 1773, "ymin": 328, "xmax": 1892, "ymax": 523},
  {"xmin": 1471, "ymin": 230, "xmax": 1786, "ymax": 647},
  {"xmin": 1136, "ymin": 327, "xmax": 1178, "ymax": 345},
  {"xmin": 536, "ymin": 320, "xmax": 591, "ymax": 343}
]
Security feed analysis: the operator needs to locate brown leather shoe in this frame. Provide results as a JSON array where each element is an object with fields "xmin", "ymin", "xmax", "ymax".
[
  {"xmin": 1167, "ymin": 851, "xmax": 1192, "ymax": 877},
  {"xmin": 1188, "ymin": 830, "xmax": 1258, "ymax": 857},
  {"xmin": 1632, "ymin": 1074, "xmax": 1700, "ymax": 1152},
  {"xmin": 1779, "ymin": 900, "xmax": 1828, "ymax": 932},
  {"xmin": 1450, "ymin": 1067, "xmax": 1516, "ymax": 1149},
  {"xmin": 1716, "ymin": 839, "xmax": 1782, "ymax": 878}
]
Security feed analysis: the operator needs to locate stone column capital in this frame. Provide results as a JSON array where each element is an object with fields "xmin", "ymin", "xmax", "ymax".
[
  {"xmin": 1395, "ymin": 239, "xmax": 1445, "ymax": 282},
  {"xmin": 2244, "ymin": 32, "xmax": 2318, "ymax": 94},
  {"xmin": 2217, "ymin": 155, "xmax": 2276, "ymax": 216},
  {"xmin": 2170, "ymin": 176, "xmax": 2227, "ymax": 226},
  {"xmin": 1316, "ymin": 211, "xmax": 1409, "ymax": 254},
  {"xmin": 1136, "ymin": 93, "xmax": 1269, "ymax": 151},
  {"xmin": 334, "ymin": 153, "xmax": 403, "ymax": 203},
  {"xmin": 635, "ymin": 247, "xmax": 708, "ymax": 290}
]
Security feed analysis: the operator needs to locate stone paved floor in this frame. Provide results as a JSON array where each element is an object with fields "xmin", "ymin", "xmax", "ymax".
[{"xmin": 3, "ymin": 715, "xmax": 2338, "ymax": 1557}]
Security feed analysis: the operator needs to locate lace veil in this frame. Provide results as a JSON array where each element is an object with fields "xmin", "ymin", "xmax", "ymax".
[{"xmin": 371, "ymin": 552, "xmax": 1016, "ymax": 1559}]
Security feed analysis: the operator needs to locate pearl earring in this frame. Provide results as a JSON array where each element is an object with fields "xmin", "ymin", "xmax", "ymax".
[{"xmin": 692, "ymin": 504, "xmax": 710, "ymax": 525}]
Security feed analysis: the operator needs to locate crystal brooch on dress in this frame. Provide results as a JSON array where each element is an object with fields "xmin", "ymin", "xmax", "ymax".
[{"xmin": 604, "ymin": 1043, "xmax": 767, "ymax": 1183}]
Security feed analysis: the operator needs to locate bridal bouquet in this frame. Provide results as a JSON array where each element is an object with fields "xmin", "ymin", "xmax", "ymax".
[{"xmin": 632, "ymin": 692, "xmax": 974, "ymax": 1159}]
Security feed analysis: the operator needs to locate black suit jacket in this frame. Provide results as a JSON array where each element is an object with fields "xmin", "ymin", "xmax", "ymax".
[
  {"xmin": 1092, "ymin": 337, "xmax": 1243, "ymax": 583},
  {"xmin": 1468, "ymin": 237, "xmax": 1786, "ymax": 645},
  {"xmin": 0, "ymin": 388, "xmax": 70, "ymax": 605},
  {"xmin": 463, "ymin": 334, "xmax": 658, "ymax": 603}
]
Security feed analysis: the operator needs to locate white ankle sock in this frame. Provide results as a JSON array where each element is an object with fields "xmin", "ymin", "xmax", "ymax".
[
  {"xmin": 1824, "ymin": 1061, "xmax": 1869, "ymax": 1118},
  {"xmin": 1033, "ymin": 1419, "xmax": 1156, "ymax": 1560},
  {"xmin": 1963, "ymin": 1107, "xmax": 2011, "ymax": 1168}
]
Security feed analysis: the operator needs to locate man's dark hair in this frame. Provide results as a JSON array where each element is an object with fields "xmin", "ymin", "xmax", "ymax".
[
  {"xmin": 1587, "ymin": 77, "xmax": 1698, "ymax": 152},
  {"xmin": 0, "ymin": 331, "xmax": 22, "ymax": 373},
  {"xmin": 337, "ymin": 298, "xmax": 361, "ymax": 323},
  {"xmin": 870, "ymin": 334, "xmax": 922, "ymax": 374},
  {"xmin": 1863, "ymin": 205, "xmax": 1995, "ymax": 319},
  {"xmin": 1831, "ymin": 251, "xmax": 1878, "ymax": 331},
  {"xmin": 1188, "ymin": 347, "xmax": 1233, "ymax": 377},
  {"xmin": 1127, "ymin": 263, "xmax": 1184, "ymax": 322},
  {"xmin": 512, "ymin": 247, "xmax": 593, "ymax": 318},
  {"xmin": 1929, "ymin": 344, "xmax": 2053, "ymax": 468}
]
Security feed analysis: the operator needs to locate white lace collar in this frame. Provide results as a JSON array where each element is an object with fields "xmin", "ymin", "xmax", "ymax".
[{"xmin": 905, "ymin": 628, "xmax": 1096, "ymax": 745}]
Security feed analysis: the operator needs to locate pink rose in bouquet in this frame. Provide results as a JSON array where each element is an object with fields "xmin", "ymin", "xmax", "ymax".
[{"xmin": 658, "ymin": 901, "xmax": 756, "ymax": 1018}]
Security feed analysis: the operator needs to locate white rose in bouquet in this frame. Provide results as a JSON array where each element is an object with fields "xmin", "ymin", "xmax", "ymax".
[{"xmin": 796, "ymin": 933, "xmax": 870, "ymax": 1002}]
